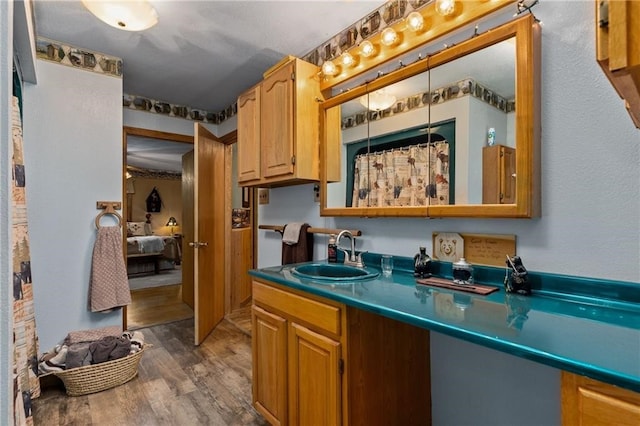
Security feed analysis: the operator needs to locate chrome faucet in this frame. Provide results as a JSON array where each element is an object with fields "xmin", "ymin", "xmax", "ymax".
[{"xmin": 335, "ymin": 230, "xmax": 366, "ymax": 267}]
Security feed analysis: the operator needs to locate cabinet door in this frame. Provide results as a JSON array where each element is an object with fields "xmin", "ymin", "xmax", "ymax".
[
  {"xmin": 482, "ymin": 145, "xmax": 515, "ymax": 204},
  {"xmin": 501, "ymin": 146, "xmax": 516, "ymax": 204},
  {"xmin": 562, "ymin": 371, "xmax": 640, "ymax": 426},
  {"xmin": 288, "ymin": 322, "xmax": 341, "ymax": 426},
  {"xmin": 237, "ymin": 85, "xmax": 261, "ymax": 183},
  {"xmin": 261, "ymin": 61, "xmax": 294, "ymax": 179},
  {"xmin": 252, "ymin": 306, "xmax": 288, "ymax": 426}
]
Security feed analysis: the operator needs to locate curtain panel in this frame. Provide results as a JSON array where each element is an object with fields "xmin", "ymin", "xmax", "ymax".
[{"xmin": 351, "ymin": 142, "xmax": 450, "ymax": 207}]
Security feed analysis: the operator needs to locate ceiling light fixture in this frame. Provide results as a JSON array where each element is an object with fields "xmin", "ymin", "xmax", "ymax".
[
  {"xmin": 359, "ymin": 90, "xmax": 397, "ymax": 111},
  {"xmin": 380, "ymin": 28, "xmax": 399, "ymax": 47},
  {"xmin": 406, "ymin": 11, "xmax": 425, "ymax": 31},
  {"xmin": 435, "ymin": 0, "xmax": 457, "ymax": 16},
  {"xmin": 81, "ymin": 0, "xmax": 159, "ymax": 32},
  {"xmin": 360, "ymin": 40, "xmax": 376, "ymax": 58}
]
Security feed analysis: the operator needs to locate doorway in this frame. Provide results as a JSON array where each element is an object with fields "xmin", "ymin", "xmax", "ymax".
[
  {"xmin": 123, "ymin": 126, "xmax": 194, "ymax": 329},
  {"xmin": 122, "ymin": 126, "xmax": 254, "ymax": 340}
]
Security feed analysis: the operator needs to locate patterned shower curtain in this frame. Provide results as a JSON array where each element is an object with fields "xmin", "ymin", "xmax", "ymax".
[
  {"xmin": 352, "ymin": 142, "xmax": 450, "ymax": 207},
  {"xmin": 12, "ymin": 85, "xmax": 40, "ymax": 423}
]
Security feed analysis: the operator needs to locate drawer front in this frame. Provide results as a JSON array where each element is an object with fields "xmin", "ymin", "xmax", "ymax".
[{"xmin": 253, "ymin": 281, "xmax": 341, "ymax": 336}]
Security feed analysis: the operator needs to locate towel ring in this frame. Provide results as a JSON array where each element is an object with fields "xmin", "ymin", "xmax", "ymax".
[{"xmin": 96, "ymin": 201, "xmax": 122, "ymax": 229}]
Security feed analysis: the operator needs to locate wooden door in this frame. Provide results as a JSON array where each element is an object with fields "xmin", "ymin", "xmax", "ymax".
[
  {"xmin": 288, "ymin": 322, "xmax": 341, "ymax": 426},
  {"xmin": 193, "ymin": 124, "xmax": 227, "ymax": 344},
  {"xmin": 237, "ymin": 84, "xmax": 261, "ymax": 183},
  {"xmin": 252, "ymin": 305, "xmax": 288, "ymax": 426},
  {"xmin": 261, "ymin": 61, "xmax": 294, "ymax": 178},
  {"xmin": 181, "ymin": 150, "xmax": 195, "ymax": 308}
]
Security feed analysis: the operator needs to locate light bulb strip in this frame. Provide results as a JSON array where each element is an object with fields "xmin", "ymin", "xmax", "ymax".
[{"xmin": 319, "ymin": 0, "xmax": 516, "ymax": 91}]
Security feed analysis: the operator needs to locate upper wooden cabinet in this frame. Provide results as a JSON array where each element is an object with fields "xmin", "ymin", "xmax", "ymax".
[
  {"xmin": 238, "ymin": 57, "xmax": 336, "ymax": 187},
  {"xmin": 596, "ymin": 0, "xmax": 640, "ymax": 128},
  {"xmin": 237, "ymin": 84, "xmax": 261, "ymax": 183}
]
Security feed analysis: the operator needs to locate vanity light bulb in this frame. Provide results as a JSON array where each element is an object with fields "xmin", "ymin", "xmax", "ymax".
[
  {"xmin": 360, "ymin": 40, "xmax": 376, "ymax": 58},
  {"xmin": 321, "ymin": 60, "xmax": 338, "ymax": 77},
  {"xmin": 435, "ymin": 0, "xmax": 456, "ymax": 16},
  {"xmin": 406, "ymin": 11, "xmax": 424, "ymax": 31},
  {"xmin": 341, "ymin": 52, "xmax": 356, "ymax": 67},
  {"xmin": 381, "ymin": 28, "xmax": 398, "ymax": 46}
]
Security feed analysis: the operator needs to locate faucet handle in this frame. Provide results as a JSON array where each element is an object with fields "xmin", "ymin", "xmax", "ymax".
[{"xmin": 355, "ymin": 251, "xmax": 368, "ymax": 267}]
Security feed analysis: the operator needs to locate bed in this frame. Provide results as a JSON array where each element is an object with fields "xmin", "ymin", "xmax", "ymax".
[{"xmin": 126, "ymin": 222, "xmax": 181, "ymax": 276}]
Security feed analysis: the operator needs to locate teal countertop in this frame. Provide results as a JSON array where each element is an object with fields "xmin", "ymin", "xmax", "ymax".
[{"xmin": 249, "ymin": 253, "xmax": 640, "ymax": 393}]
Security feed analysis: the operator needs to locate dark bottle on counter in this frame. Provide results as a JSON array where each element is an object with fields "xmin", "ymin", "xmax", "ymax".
[
  {"xmin": 328, "ymin": 234, "xmax": 337, "ymax": 263},
  {"xmin": 414, "ymin": 246, "xmax": 432, "ymax": 278}
]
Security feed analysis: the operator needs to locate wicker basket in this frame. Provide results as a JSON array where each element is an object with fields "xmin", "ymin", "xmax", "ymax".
[{"xmin": 54, "ymin": 346, "xmax": 146, "ymax": 396}]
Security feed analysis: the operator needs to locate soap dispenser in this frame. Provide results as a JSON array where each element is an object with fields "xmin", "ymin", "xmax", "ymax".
[
  {"xmin": 413, "ymin": 247, "xmax": 432, "ymax": 278},
  {"xmin": 328, "ymin": 234, "xmax": 337, "ymax": 263}
]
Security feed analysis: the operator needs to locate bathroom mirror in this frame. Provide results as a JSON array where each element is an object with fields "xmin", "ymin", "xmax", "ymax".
[{"xmin": 320, "ymin": 15, "xmax": 540, "ymax": 218}]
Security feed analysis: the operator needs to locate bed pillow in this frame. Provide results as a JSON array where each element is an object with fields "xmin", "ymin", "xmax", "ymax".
[{"xmin": 127, "ymin": 222, "xmax": 149, "ymax": 236}]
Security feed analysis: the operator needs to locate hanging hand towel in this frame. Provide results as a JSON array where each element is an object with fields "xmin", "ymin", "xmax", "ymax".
[
  {"xmin": 89, "ymin": 226, "xmax": 131, "ymax": 312},
  {"xmin": 282, "ymin": 222, "xmax": 304, "ymax": 245},
  {"xmin": 282, "ymin": 223, "xmax": 314, "ymax": 265}
]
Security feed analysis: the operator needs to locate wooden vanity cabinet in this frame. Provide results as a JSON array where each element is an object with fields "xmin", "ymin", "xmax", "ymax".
[
  {"xmin": 238, "ymin": 57, "xmax": 332, "ymax": 187},
  {"xmin": 251, "ymin": 278, "xmax": 432, "ymax": 426},
  {"xmin": 482, "ymin": 144, "xmax": 516, "ymax": 204},
  {"xmin": 561, "ymin": 371, "xmax": 640, "ymax": 425}
]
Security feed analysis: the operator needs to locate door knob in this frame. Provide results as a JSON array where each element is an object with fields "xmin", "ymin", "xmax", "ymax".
[{"xmin": 189, "ymin": 241, "xmax": 209, "ymax": 248}]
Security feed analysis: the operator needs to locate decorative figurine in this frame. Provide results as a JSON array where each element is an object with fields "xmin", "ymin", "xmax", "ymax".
[
  {"xmin": 413, "ymin": 247, "xmax": 432, "ymax": 278},
  {"xmin": 504, "ymin": 255, "xmax": 531, "ymax": 295}
]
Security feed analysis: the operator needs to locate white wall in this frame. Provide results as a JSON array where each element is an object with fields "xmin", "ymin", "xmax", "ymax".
[
  {"xmin": 1, "ymin": 2, "xmax": 13, "ymax": 422},
  {"xmin": 23, "ymin": 61, "xmax": 123, "ymax": 351},
  {"xmin": 257, "ymin": 2, "xmax": 640, "ymax": 424}
]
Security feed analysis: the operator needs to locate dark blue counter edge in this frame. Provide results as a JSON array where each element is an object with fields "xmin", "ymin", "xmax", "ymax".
[{"xmin": 249, "ymin": 259, "xmax": 640, "ymax": 394}]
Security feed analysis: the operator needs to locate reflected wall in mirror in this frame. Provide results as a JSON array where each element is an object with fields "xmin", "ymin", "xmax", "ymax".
[{"xmin": 321, "ymin": 14, "xmax": 540, "ymax": 218}]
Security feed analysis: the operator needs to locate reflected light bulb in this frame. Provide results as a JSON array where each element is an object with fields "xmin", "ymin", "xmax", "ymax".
[
  {"xmin": 360, "ymin": 40, "xmax": 376, "ymax": 58},
  {"xmin": 407, "ymin": 11, "xmax": 424, "ymax": 31},
  {"xmin": 381, "ymin": 28, "xmax": 398, "ymax": 46},
  {"xmin": 341, "ymin": 52, "xmax": 356, "ymax": 67},
  {"xmin": 435, "ymin": 0, "xmax": 456, "ymax": 16},
  {"xmin": 321, "ymin": 60, "xmax": 338, "ymax": 76}
]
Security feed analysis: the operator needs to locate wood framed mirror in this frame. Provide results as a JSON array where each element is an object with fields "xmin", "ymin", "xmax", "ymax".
[{"xmin": 320, "ymin": 14, "xmax": 540, "ymax": 218}]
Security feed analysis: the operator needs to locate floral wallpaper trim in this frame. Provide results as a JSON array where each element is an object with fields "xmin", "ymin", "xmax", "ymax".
[
  {"xmin": 342, "ymin": 78, "xmax": 515, "ymax": 130},
  {"xmin": 35, "ymin": 37, "xmax": 122, "ymax": 78},
  {"xmin": 123, "ymin": 93, "xmax": 236, "ymax": 125}
]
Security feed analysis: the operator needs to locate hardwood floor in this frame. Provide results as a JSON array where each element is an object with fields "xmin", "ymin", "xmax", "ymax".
[
  {"xmin": 224, "ymin": 305, "xmax": 252, "ymax": 337},
  {"xmin": 33, "ymin": 316, "xmax": 266, "ymax": 425},
  {"xmin": 127, "ymin": 284, "xmax": 194, "ymax": 330}
]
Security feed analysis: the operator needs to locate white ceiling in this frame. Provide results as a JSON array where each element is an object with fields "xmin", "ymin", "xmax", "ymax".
[{"xmin": 126, "ymin": 136, "xmax": 194, "ymax": 172}]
